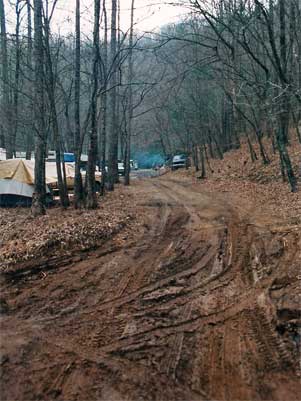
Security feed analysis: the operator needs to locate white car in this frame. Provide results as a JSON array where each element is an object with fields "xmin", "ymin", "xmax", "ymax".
[
  {"xmin": 131, "ymin": 160, "xmax": 138, "ymax": 170},
  {"xmin": 118, "ymin": 161, "xmax": 125, "ymax": 176},
  {"xmin": 172, "ymin": 154, "xmax": 187, "ymax": 170}
]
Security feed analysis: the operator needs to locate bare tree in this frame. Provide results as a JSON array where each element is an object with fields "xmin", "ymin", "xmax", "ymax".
[
  {"xmin": 0, "ymin": 0, "xmax": 13, "ymax": 157},
  {"xmin": 32, "ymin": 0, "xmax": 47, "ymax": 216},
  {"xmin": 107, "ymin": 0, "xmax": 118, "ymax": 191},
  {"xmin": 99, "ymin": 0, "xmax": 108, "ymax": 195},
  {"xmin": 25, "ymin": 0, "xmax": 34, "ymax": 159},
  {"xmin": 86, "ymin": 0, "xmax": 101, "ymax": 208},
  {"xmin": 74, "ymin": 0, "xmax": 85, "ymax": 208},
  {"xmin": 124, "ymin": 0, "xmax": 135, "ymax": 186},
  {"xmin": 43, "ymin": 3, "xmax": 69, "ymax": 207}
]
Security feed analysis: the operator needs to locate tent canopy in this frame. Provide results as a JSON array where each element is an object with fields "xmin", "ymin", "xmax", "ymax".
[
  {"xmin": 0, "ymin": 159, "xmax": 75, "ymax": 186},
  {"xmin": 0, "ymin": 159, "xmax": 76, "ymax": 205},
  {"xmin": 0, "ymin": 159, "xmax": 34, "ymax": 184}
]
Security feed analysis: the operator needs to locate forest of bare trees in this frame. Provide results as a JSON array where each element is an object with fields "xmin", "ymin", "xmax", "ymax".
[{"xmin": 0, "ymin": 0, "xmax": 300, "ymax": 215}]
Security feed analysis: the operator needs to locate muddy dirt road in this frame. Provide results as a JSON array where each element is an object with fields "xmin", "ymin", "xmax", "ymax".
[{"xmin": 1, "ymin": 177, "xmax": 300, "ymax": 401}]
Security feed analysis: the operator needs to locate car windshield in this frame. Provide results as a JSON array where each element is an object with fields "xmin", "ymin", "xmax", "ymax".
[{"xmin": 173, "ymin": 155, "xmax": 186, "ymax": 161}]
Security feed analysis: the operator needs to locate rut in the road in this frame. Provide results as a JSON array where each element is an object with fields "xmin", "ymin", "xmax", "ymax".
[{"xmin": 1, "ymin": 178, "xmax": 300, "ymax": 401}]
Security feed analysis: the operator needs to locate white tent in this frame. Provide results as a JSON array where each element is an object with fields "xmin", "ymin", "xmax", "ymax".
[
  {"xmin": 0, "ymin": 159, "xmax": 75, "ymax": 206},
  {"xmin": 0, "ymin": 148, "xmax": 6, "ymax": 161},
  {"xmin": 0, "ymin": 179, "xmax": 35, "ymax": 198}
]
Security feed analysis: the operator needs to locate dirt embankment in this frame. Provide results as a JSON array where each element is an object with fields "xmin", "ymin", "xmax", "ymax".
[
  {"xmin": 187, "ymin": 135, "xmax": 301, "ymax": 224},
  {"xmin": 0, "ymin": 187, "xmax": 143, "ymax": 269},
  {"xmin": 0, "ymin": 174, "xmax": 300, "ymax": 401}
]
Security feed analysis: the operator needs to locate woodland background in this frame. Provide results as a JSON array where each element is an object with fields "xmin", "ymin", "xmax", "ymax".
[{"xmin": 0, "ymin": 0, "xmax": 300, "ymax": 214}]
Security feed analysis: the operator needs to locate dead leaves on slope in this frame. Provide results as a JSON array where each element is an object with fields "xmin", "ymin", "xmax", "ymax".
[{"xmin": 0, "ymin": 188, "xmax": 137, "ymax": 269}]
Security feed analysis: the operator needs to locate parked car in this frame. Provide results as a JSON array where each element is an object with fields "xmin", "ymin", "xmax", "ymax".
[
  {"xmin": 130, "ymin": 160, "xmax": 138, "ymax": 170},
  {"xmin": 171, "ymin": 154, "xmax": 188, "ymax": 170},
  {"xmin": 117, "ymin": 160, "xmax": 138, "ymax": 175},
  {"xmin": 118, "ymin": 160, "xmax": 125, "ymax": 176}
]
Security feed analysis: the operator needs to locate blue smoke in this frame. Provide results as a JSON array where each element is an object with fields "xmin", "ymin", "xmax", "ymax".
[{"xmin": 134, "ymin": 152, "xmax": 165, "ymax": 169}]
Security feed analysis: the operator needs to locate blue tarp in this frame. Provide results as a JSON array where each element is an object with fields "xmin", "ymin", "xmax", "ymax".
[{"xmin": 64, "ymin": 153, "xmax": 75, "ymax": 162}]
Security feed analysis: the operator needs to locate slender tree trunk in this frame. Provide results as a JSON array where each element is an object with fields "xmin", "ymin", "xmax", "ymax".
[
  {"xmin": 0, "ymin": 0, "xmax": 13, "ymax": 158},
  {"xmin": 12, "ymin": 0, "xmax": 22, "ymax": 157},
  {"xmin": 277, "ymin": 0, "xmax": 297, "ymax": 192},
  {"xmin": 114, "ymin": 0, "xmax": 121, "ymax": 184},
  {"xmin": 204, "ymin": 144, "xmax": 213, "ymax": 173},
  {"xmin": 279, "ymin": 149, "xmax": 286, "ymax": 183},
  {"xmin": 246, "ymin": 133, "xmax": 258, "ymax": 162},
  {"xmin": 100, "ymin": 0, "xmax": 108, "ymax": 196},
  {"xmin": 26, "ymin": 0, "xmax": 34, "ymax": 160},
  {"xmin": 267, "ymin": 123, "xmax": 277, "ymax": 154},
  {"xmin": 43, "ymin": 16, "xmax": 69, "ymax": 208},
  {"xmin": 292, "ymin": 112, "xmax": 301, "ymax": 144},
  {"xmin": 32, "ymin": 0, "xmax": 47, "ymax": 216},
  {"xmin": 158, "ymin": 130, "xmax": 168, "ymax": 158},
  {"xmin": 207, "ymin": 131, "xmax": 214, "ymax": 159},
  {"xmin": 86, "ymin": 0, "xmax": 101, "ymax": 209},
  {"xmin": 107, "ymin": 0, "xmax": 118, "ymax": 191},
  {"xmin": 193, "ymin": 144, "xmax": 199, "ymax": 172},
  {"xmin": 255, "ymin": 129, "xmax": 270, "ymax": 165},
  {"xmin": 198, "ymin": 145, "xmax": 206, "ymax": 179},
  {"xmin": 212, "ymin": 134, "xmax": 224, "ymax": 160},
  {"xmin": 124, "ymin": 0, "xmax": 135, "ymax": 186},
  {"xmin": 74, "ymin": 0, "xmax": 84, "ymax": 208}
]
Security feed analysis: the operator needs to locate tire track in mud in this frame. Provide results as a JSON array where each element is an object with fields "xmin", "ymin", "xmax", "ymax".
[
  {"xmin": 95, "ymin": 180, "xmax": 231, "ymax": 312},
  {"xmin": 1, "ymin": 177, "xmax": 300, "ymax": 401},
  {"xmin": 91, "ymin": 179, "xmax": 299, "ymax": 400}
]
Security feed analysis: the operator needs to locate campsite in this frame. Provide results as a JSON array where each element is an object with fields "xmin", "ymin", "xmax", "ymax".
[
  {"xmin": 0, "ymin": 155, "xmax": 104, "ymax": 206},
  {"xmin": 0, "ymin": 158, "xmax": 75, "ymax": 206},
  {"xmin": 0, "ymin": 0, "xmax": 301, "ymax": 401},
  {"xmin": 1, "ymin": 140, "xmax": 300, "ymax": 401}
]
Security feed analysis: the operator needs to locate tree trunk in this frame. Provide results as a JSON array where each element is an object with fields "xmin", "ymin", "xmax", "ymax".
[
  {"xmin": 100, "ymin": 0, "xmax": 108, "ymax": 196},
  {"xmin": 198, "ymin": 145, "xmax": 206, "ymax": 179},
  {"xmin": 86, "ymin": 0, "xmax": 101, "ymax": 209},
  {"xmin": 0, "ymin": 0, "xmax": 13, "ymax": 158},
  {"xmin": 212, "ymin": 135, "xmax": 224, "ymax": 160},
  {"xmin": 277, "ymin": 0, "xmax": 297, "ymax": 192},
  {"xmin": 292, "ymin": 111, "xmax": 301, "ymax": 144},
  {"xmin": 204, "ymin": 144, "xmax": 213, "ymax": 173},
  {"xmin": 277, "ymin": 125, "xmax": 297, "ymax": 192},
  {"xmin": 32, "ymin": 0, "xmax": 47, "ymax": 216},
  {"xmin": 124, "ymin": 0, "xmax": 135, "ymax": 186},
  {"xmin": 12, "ymin": 0, "xmax": 22, "ymax": 158},
  {"xmin": 255, "ymin": 129, "xmax": 270, "ymax": 165},
  {"xmin": 107, "ymin": 0, "xmax": 118, "ymax": 191},
  {"xmin": 207, "ymin": 131, "xmax": 214, "ymax": 159},
  {"xmin": 193, "ymin": 144, "xmax": 199, "ymax": 172},
  {"xmin": 25, "ymin": 0, "xmax": 34, "ymax": 160},
  {"xmin": 44, "ymin": 16, "xmax": 69, "ymax": 208},
  {"xmin": 246, "ymin": 133, "xmax": 258, "ymax": 162},
  {"xmin": 74, "ymin": 0, "xmax": 84, "ymax": 208},
  {"xmin": 114, "ymin": 0, "xmax": 121, "ymax": 184}
]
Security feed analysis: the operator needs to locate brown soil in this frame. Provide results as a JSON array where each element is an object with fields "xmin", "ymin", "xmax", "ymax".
[
  {"xmin": 188, "ymin": 135, "xmax": 301, "ymax": 223},
  {"xmin": 0, "ymin": 187, "xmax": 141, "ymax": 268},
  {"xmin": 0, "ymin": 176, "xmax": 300, "ymax": 401}
]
